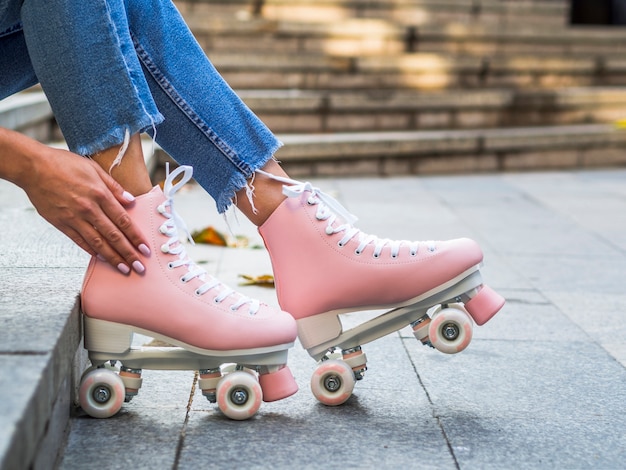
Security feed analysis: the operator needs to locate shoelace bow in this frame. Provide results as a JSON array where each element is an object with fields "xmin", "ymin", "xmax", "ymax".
[
  {"xmin": 257, "ymin": 170, "xmax": 435, "ymax": 258},
  {"xmin": 158, "ymin": 164, "xmax": 260, "ymax": 314}
]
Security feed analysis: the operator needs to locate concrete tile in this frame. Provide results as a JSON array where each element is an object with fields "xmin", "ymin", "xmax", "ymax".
[
  {"xmin": 441, "ymin": 414, "xmax": 626, "ymax": 470},
  {"xmin": 59, "ymin": 370, "xmax": 192, "ymax": 469},
  {"xmin": 504, "ymin": 170, "xmax": 626, "ymax": 252},
  {"xmin": 506, "ymin": 253, "xmax": 626, "ymax": 295},
  {"xmin": 404, "ymin": 339, "xmax": 626, "ymax": 468},
  {"xmin": 542, "ymin": 291, "xmax": 626, "ymax": 366},
  {"xmin": 179, "ymin": 335, "xmax": 456, "ymax": 469},
  {"xmin": 59, "ymin": 407, "xmax": 186, "ymax": 469}
]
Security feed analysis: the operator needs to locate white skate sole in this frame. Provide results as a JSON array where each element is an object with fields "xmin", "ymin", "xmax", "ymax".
[{"xmin": 79, "ymin": 314, "xmax": 296, "ymax": 420}]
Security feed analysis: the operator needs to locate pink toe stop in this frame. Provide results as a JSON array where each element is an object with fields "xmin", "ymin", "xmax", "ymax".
[
  {"xmin": 464, "ymin": 285, "xmax": 505, "ymax": 326},
  {"xmin": 259, "ymin": 366, "xmax": 299, "ymax": 402}
]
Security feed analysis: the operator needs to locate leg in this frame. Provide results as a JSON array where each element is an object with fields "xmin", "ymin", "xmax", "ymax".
[
  {"xmin": 234, "ymin": 159, "xmax": 288, "ymax": 226},
  {"xmin": 16, "ymin": 0, "xmax": 299, "ymax": 410},
  {"xmin": 0, "ymin": 24, "xmax": 39, "ymax": 100},
  {"xmin": 123, "ymin": 0, "xmax": 286, "ymax": 213}
]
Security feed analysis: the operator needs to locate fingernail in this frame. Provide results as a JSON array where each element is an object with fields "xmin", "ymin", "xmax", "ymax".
[
  {"xmin": 132, "ymin": 260, "xmax": 145, "ymax": 274},
  {"xmin": 117, "ymin": 263, "xmax": 131, "ymax": 274},
  {"xmin": 96, "ymin": 254, "xmax": 106, "ymax": 262},
  {"xmin": 122, "ymin": 191, "xmax": 135, "ymax": 202},
  {"xmin": 138, "ymin": 243, "xmax": 151, "ymax": 256}
]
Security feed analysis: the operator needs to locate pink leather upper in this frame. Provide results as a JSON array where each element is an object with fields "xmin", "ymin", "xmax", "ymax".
[
  {"xmin": 259, "ymin": 190, "xmax": 484, "ymax": 319},
  {"xmin": 81, "ymin": 186, "xmax": 297, "ymax": 351}
]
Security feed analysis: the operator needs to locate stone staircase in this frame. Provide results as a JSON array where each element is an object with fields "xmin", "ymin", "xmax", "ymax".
[{"xmin": 174, "ymin": 0, "xmax": 626, "ymax": 176}]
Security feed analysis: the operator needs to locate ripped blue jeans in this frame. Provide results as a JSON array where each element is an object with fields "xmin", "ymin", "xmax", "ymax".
[{"xmin": 0, "ymin": 0, "xmax": 281, "ymax": 212}]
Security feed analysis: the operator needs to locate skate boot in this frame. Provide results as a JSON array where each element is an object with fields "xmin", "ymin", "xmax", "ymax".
[
  {"xmin": 79, "ymin": 165, "xmax": 298, "ymax": 420},
  {"xmin": 258, "ymin": 172, "xmax": 505, "ymax": 406}
]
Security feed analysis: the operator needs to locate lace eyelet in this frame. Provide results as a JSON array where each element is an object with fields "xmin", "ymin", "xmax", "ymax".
[
  {"xmin": 355, "ymin": 249, "xmax": 362, "ymax": 255},
  {"xmin": 410, "ymin": 251, "xmax": 417, "ymax": 257},
  {"xmin": 213, "ymin": 298, "xmax": 221, "ymax": 304},
  {"xmin": 338, "ymin": 241, "xmax": 345, "ymax": 247},
  {"xmin": 194, "ymin": 289, "xmax": 202, "ymax": 296},
  {"xmin": 230, "ymin": 305, "xmax": 238, "ymax": 312},
  {"xmin": 391, "ymin": 254, "xmax": 398, "ymax": 259},
  {"xmin": 373, "ymin": 253, "xmax": 380, "ymax": 259},
  {"xmin": 167, "ymin": 262, "xmax": 175, "ymax": 269}
]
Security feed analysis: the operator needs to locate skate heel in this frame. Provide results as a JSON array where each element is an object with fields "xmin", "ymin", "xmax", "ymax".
[
  {"xmin": 83, "ymin": 316, "xmax": 133, "ymax": 354},
  {"xmin": 259, "ymin": 366, "xmax": 299, "ymax": 402},
  {"xmin": 464, "ymin": 285, "xmax": 505, "ymax": 326}
]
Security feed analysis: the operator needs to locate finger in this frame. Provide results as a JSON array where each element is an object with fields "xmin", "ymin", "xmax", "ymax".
[
  {"xmin": 59, "ymin": 224, "xmax": 135, "ymax": 276},
  {"xmin": 99, "ymin": 195, "xmax": 151, "ymax": 258},
  {"xmin": 83, "ymin": 216, "xmax": 146, "ymax": 274},
  {"xmin": 62, "ymin": 225, "xmax": 97, "ymax": 258}
]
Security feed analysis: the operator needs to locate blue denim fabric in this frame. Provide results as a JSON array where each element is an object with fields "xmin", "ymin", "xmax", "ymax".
[{"xmin": 0, "ymin": 0, "xmax": 282, "ymax": 212}]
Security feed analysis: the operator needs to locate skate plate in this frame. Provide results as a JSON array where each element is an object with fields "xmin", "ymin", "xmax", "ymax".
[{"xmin": 301, "ymin": 266, "xmax": 505, "ymax": 406}]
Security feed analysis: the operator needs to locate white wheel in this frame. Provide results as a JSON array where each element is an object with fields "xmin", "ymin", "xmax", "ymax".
[
  {"xmin": 79, "ymin": 368, "xmax": 125, "ymax": 418},
  {"xmin": 79, "ymin": 365, "xmax": 97, "ymax": 383},
  {"xmin": 310, "ymin": 360, "xmax": 355, "ymax": 406},
  {"xmin": 428, "ymin": 307, "xmax": 473, "ymax": 354},
  {"xmin": 216, "ymin": 371, "xmax": 263, "ymax": 420}
]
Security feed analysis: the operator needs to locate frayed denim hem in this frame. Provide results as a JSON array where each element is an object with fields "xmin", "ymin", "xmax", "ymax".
[
  {"xmin": 72, "ymin": 113, "xmax": 163, "ymax": 157},
  {"xmin": 214, "ymin": 139, "xmax": 284, "ymax": 214}
]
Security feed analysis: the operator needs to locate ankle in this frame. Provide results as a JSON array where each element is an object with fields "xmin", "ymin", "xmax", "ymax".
[
  {"xmin": 235, "ymin": 160, "xmax": 288, "ymax": 226},
  {"xmin": 90, "ymin": 133, "xmax": 153, "ymax": 196}
]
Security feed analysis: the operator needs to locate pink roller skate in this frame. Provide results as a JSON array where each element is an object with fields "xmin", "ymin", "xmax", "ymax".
[
  {"xmin": 79, "ymin": 165, "xmax": 298, "ymax": 420},
  {"xmin": 258, "ymin": 172, "xmax": 505, "ymax": 406}
]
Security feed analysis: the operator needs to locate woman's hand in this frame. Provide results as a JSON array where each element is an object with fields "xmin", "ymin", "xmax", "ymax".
[
  {"xmin": 26, "ymin": 147, "xmax": 150, "ymax": 273},
  {"xmin": 0, "ymin": 129, "xmax": 149, "ymax": 274}
]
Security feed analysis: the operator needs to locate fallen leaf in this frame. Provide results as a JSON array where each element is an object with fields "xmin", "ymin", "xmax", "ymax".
[
  {"xmin": 615, "ymin": 118, "xmax": 626, "ymax": 129},
  {"xmin": 191, "ymin": 226, "xmax": 228, "ymax": 246},
  {"xmin": 239, "ymin": 274, "xmax": 275, "ymax": 288}
]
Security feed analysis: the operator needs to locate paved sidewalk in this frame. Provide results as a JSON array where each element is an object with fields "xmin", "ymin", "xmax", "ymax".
[{"xmin": 44, "ymin": 170, "xmax": 626, "ymax": 468}]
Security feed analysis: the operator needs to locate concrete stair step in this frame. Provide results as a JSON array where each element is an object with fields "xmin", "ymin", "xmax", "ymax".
[
  {"xmin": 183, "ymin": 15, "xmax": 626, "ymax": 57},
  {"xmin": 0, "ymin": 92, "xmax": 83, "ymax": 470},
  {"xmin": 238, "ymin": 87, "xmax": 626, "ymax": 133},
  {"xmin": 0, "ymin": 184, "xmax": 87, "ymax": 470},
  {"xmin": 148, "ymin": 123, "xmax": 626, "ymax": 177},
  {"xmin": 269, "ymin": 124, "xmax": 626, "ymax": 176},
  {"xmin": 0, "ymin": 91, "xmax": 56, "ymax": 141},
  {"xmin": 209, "ymin": 52, "xmax": 626, "ymax": 90},
  {"xmin": 177, "ymin": 0, "xmax": 569, "ymax": 27}
]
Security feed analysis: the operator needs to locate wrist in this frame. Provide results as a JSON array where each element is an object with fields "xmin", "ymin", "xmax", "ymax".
[{"xmin": 0, "ymin": 127, "xmax": 49, "ymax": 188}]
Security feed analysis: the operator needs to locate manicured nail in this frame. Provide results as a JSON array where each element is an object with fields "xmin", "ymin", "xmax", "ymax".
[
  {"xmin": 122, "ymin": 191, "xmax": 135, "ymax": 202},
  {"xmin": 117, "ymin": 263, "xmax": 131, "ymax": 274},
  {"xmin": 96, "ymin": 254, "xmax": 106, "ymax": 262},
  {"xmin": 132, "ymin": 260, "xmax": 145, "ymax": 274},
  {"xmin": 138, "ymin": 243, "xmax": 151, "ymax": 256}
]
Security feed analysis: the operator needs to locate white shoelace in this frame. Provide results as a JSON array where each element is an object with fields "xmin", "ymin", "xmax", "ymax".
[
  {"xmin": 257, "ymin": 170, "xmax": 435, "ymax": 258},
  {"xmin": 159, "ymin": 164, "xmax": 260, "ymax": 314}
]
